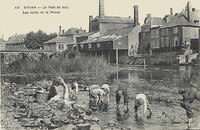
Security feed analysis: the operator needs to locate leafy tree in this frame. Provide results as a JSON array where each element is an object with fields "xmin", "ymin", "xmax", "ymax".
[{"xmin": 24, "ymin": 30, "xmax": 57, "ymax": 49}]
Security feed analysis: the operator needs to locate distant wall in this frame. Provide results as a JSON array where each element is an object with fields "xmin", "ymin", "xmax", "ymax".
[
  {"xmin": 44, "ymin": 43, "xmax": 57, "ymax": 51},
  {"xmin": 6, "ymin": 43, "xmax": 26, "ymax": 50},
  {"xmin": 182, "ymin": 26, "xmax": 200, "ymax": 44}
]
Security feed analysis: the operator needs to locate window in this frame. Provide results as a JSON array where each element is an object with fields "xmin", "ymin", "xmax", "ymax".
[
  {"xmin": 151, "ymin": 41, "xmax": 155, "ymax": 48},
  {"xmin": 155, "ymin": 29, "xmax": 159, "ymax": 37},
  {"xmin": 173, "ymin": 36, "xmax": 179, "ymax": 46},
  {"xmin": 156, "ymin": 40, "xmax": 159, "ymax": 48},
  {"xmin": 173, "ymin": 27, "xmax": 179, "ymax": 34},
  {"xmin": 165, "ymin": 37, "xmax": 169, "ymax": 47},
  {"xmin": 80, "ymin": 44, "xmax": 84, "ymax": 49},
  {"xmin": 59, "ymin": 44, "xmax": 64, "ymax": 50},
  {"xmin": 161, "ymin": 38, "xmax": 165, "ymax": 47},
  {"xmin": 88, "ymin": 43, "xmax": 91, "ymax": 49}
]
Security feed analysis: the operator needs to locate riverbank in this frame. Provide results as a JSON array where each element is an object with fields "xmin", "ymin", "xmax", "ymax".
[{"xmin": 1, "ymin": 67, "xmax": 200, "ymax": 130}]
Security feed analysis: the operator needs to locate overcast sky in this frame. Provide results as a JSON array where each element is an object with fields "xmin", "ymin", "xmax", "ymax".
[{"xmin": 0, "ymin": 0, "xmax": 200, "ymax": 40}]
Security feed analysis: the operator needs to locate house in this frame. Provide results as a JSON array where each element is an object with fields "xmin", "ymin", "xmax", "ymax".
[
  {"xmin": 44, "ymin": 36, "xmax": 75, "ymax": 52},
  {"xmin": 77, "ymin": 0, "xmax": 141, "ymax": 63},
  {"xmin": 44, "ymin": 27, "xmax": 86, "ymax": 52},
  {"xmin": 6, "ymin": 34, "xmax": 26, "ymax": 50},
  {"xmin": 138, "ymin": 1, "xmax": 200, "ymax": 65},
  {"xmin": 137, "ymin": 14, "xmax": 166, "ymax": 55},
  {"xmin": 0, "ymin": 37, "xmax": 6, "ymax": 50}
]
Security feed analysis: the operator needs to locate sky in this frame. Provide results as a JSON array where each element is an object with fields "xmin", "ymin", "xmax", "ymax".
[{"xmin": 0, "ymin": 0, "xmax": 200, "ymax": 40}]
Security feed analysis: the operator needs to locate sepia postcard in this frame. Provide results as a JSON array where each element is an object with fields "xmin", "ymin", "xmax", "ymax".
[{"xmin": 0, "ymin": 0, "xmax": 200, "ymax": 130}]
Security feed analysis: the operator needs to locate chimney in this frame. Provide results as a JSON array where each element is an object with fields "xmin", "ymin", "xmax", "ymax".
[
  {"xmin": 89, "ymin": 15, "xmax": 93, "ymax": 32},
  {"xmin": 99, "ymin": 0, "xmax": 105, "ymax": 19},
  {"xmin": 170, "ymin": 8, "xmax": 173, "ymax": 15},
  {"xmin": 147, "ymin": 14, "xmax": 151, "ymax": 17},
  {"xmin": 59, "ymin": 26, "xmax": 61, "ymax": 36},
  {"xmin": 62, "ymin": 30, "xmax": 65, "ymax": 35},
  {"xmin": 89, "ymin": 15, "xmax": 93, "ymax": 23},
  {"xmin": 2, "ymin": 34, "xmax": 4, "ymax": 40},
  {"xmin": 187, "ymin": 1, "xmax": 191, "ymax": 22},
  {"xmin": 134, "ymin": 5, "xmax": 139, "ymax": 26}
]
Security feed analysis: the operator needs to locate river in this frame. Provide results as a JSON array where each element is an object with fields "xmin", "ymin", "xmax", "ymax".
[{"xmin": 2, "ymin": 65, "xmax": 200, "ymax": 129}]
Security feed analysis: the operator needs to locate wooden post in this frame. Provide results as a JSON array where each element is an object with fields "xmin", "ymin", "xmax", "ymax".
[
  {"xmin": 108, "ymin": 51, "xmax": 110, "ymax": 64},
  {"xmin": 199, "ymin": 29, "xmax": 200, "ymax": 64},
  {"xmin": 116, "ymin": 49, "xmax": 119, "ymax": 81},
  {"xmin": 144, "ymin": 57, "xmax": 146, "ymax": 69}
]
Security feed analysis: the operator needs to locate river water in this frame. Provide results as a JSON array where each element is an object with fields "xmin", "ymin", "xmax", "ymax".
[{"xmin": 2, "ymin": 65, "xmax": 200, "ymax": 129}]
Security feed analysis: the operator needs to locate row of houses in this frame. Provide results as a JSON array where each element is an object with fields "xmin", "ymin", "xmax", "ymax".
[{"xmin": 1, "ymin": 0, "xmax": 200, "ymax": 65}]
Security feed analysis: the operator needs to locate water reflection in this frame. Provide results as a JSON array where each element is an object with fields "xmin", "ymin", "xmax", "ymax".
[{"xmin": 108, "ymin": 65, "xmax": 199, "ymax": 83}]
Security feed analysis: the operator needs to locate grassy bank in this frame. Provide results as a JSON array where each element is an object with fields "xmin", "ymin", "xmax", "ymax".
[{"xmin": 1, "ymin": 53, "xmax": 116, "ymax": 77}]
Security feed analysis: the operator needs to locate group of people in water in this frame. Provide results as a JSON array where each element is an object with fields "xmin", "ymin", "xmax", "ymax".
[{"xmin": 48, "ymin": 75, "xmax": 200, "ymax": 128}]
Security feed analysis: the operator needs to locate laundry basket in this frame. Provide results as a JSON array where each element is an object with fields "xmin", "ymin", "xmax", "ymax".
[{"xmin": 36, "ymin": 90, "xmax": 49, "ymax": 103}]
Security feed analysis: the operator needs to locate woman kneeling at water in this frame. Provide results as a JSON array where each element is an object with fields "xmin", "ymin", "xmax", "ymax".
[
  {"xmin": 134, "ymin": 93, "xmax": 152, "ymax": 117},
  {"xmin": 48, "ymin": 76, "xmax": 69, "ymax": 101},
  {"xmin": 89, "ymin": 84, "xmax": 110, "ymax": 106}
]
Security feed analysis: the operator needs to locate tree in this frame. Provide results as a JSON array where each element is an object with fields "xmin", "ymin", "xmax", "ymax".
[{"xmin": 24, "ymin": 30, "xmax": 57, "ymax": 49}]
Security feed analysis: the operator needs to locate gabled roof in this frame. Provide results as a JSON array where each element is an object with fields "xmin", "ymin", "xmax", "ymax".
[
  {"xmin": 0, "ymin": 38, "xmax": 6, "ymax": 42},
  {"xmin": 141, "ymin": 17, "xmax": 165, "ymax": 32},
  {"xmin": 81, "ymin": 26, "xmax": 136, "ymax": 43},
  {"xmin": 44, "ymin": 36, "xmax": 75, "ymax": 45},
  {"xmin": 92, "ymin": 16, "xmax": 134, "ymax": 24},
  {"xmin": 6, "ymin": 34, "xmax": 26, "ymax": 44}
]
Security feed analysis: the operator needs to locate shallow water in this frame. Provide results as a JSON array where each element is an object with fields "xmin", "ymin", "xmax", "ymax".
[{"xmin": 2, "ymin": 65, "xmax": 200, "ymax": 129}]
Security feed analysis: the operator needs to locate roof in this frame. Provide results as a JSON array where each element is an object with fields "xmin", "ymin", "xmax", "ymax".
[
  {"xmin": 64, "ymin": 28, "xmax": 85, "ymax": 35},
  {"xmin": 0, "ymin": 38, "xmax": 6, "ymax": 42},
  {"xmin": 6, "ymin": 34, "xmax": 26, "ymax": 44},
  {"xmin": 161, "ymin": 14, "xmax": 199, "ymax": 28},
  {"xmin": 44, "ymin": 36, "xmax": 75, "ymax": 45},
  {"xmin": 92, "ymin": 16, "xmax": 134, "ymax": 24},
  {"xmin": 76, "ymin": 31, "xmax": 99, "ymax": 37},
  {"xmin": 141, "ymin": 17, "xmax": 165, "ymax": 32},
  {"xmin": 81, "ymin": 26, "xmax": 136, "ymax": 43}
]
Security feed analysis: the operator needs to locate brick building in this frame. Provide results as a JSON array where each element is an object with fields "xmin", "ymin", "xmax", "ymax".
[
  {"xmin": 138, "ymin": 1, "xmax": 200, "ymax": 65},
  {"xmin": 138, "ymin": 14, "xmax": 165, "ymax": 55}
]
